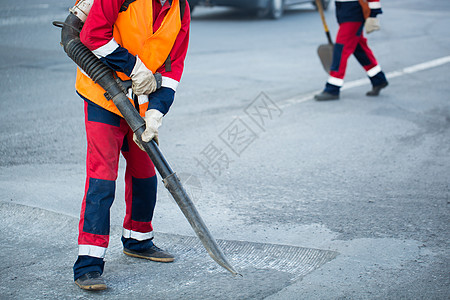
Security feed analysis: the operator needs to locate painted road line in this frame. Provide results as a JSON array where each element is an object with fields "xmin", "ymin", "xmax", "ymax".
[{"xmin": 279, "ymin": 55, "xmax": 450, "ymax": 109}]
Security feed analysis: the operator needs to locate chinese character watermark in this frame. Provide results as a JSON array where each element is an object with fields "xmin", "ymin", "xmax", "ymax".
[
  {"xmin": 194, "ymin": 142, "xmax": 234, "ymax": 181},
  {"xmin": 244, "ymin": 92, "xmax": 283, "ymax": 131},
  {"xmin": 219, "ymin": 117, "xmax": 258, "ymax": 156},
  {"xmin": 194, "ymin": 92, "xmax": 282, "ymax": 182}
]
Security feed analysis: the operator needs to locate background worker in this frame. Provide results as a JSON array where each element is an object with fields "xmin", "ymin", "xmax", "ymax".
[
  {"xmin": 72, "ymin": 0, "xmax": 190, "ymax": 290},
  {"xmin": 315, "ymin": 0, "xmax": 388, "ymax": 101}
]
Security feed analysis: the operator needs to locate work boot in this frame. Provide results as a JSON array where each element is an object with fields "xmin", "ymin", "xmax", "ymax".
[
  {"xmin": 123, "ymin": 244, "xmax": 175, "ymax": 262},
  {"xmin": 366, "ymin": 81, "xmax": 388, "ymax": 96},
  {"xmin": 314, "ymin": 91, "xmax": 340, "ymax": 101},
  {"xmin": 74, "ymin": 271, "xmax": 107, "ymax": 291}
]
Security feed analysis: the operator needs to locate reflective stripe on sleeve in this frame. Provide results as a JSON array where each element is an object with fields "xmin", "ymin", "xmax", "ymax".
[
  {"xmin": 92, "ymin": 38, "xmax": 120, "ymax": 58},
  {"xmin": 161, "ymin": 76, "xmax": 179, "ymax": 92}
]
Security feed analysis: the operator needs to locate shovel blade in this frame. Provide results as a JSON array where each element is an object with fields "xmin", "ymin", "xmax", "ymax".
[{"xmin": 317, "ymin": 43, "xmax": 334, "ymax": 74}]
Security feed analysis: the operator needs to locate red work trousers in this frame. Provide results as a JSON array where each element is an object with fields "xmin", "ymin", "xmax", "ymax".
[
  {"xmin": 77, "ymin": 100, "xmax": 157, "ymax": 259},
  {"xmin": 328, "ymin": 21, "xmax": 380, "ymax": 86}
]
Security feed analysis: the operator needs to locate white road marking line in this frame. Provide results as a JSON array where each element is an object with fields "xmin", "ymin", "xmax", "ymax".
[{"xmin": 279, "ymin": 55, "xmax": 450, "ymax": 109}]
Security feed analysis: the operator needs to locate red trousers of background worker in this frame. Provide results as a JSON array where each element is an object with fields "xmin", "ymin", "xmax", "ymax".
[
  {"xmin": 324, "ymin": 21, "xmax": 387, "ymax": 95},
  {"xmin": 73, "ymin": 98, "xmax": 158, "ymax": 280}
]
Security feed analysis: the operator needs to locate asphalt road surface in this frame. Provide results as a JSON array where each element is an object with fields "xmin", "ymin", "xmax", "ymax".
[{"xmin": 0, "ymin": 0, "xmax": 449, "ymax": 299}]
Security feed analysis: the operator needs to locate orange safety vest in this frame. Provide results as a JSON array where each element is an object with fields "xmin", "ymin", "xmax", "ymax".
[{"xmin": 75, "ymin": 0, "xmax": 181, "ymax": 117}]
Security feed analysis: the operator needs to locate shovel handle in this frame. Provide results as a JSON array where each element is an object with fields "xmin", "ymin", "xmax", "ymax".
[
  {"xmin": 325, "ymin": 31, "xmax": 333, "ymax": 45},
  {"xmin": 315, "ymin": 0, "xmax": 333, "ymax": 45}
]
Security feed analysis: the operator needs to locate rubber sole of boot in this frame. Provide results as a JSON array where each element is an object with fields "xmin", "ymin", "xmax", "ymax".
[
  {"xmin": 74, "ymin": 281, "xmax": 107, "ymax": 291},
  {"xmin": 366, "ymin": 82, "xmax": 388, "ymax": 96},
  {"xmin": 123, "ymin": 249, "xmax": 175, "ymax": 263},
  {"xmin": 314, "ymin": 92, "xmax": 340, "ymax": 101}
]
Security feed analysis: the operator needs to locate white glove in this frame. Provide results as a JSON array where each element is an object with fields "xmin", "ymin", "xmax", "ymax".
[
  {"xmin": 133, "ymin": 109, "xmax": 164, "ymax": 150},
  {"xmin": 365, "ymin": 17, "xmax": 380, "ymax": 34},
  {"xmin": 130, "ymin": 56, "xmax": 157, "ymax": 96}
]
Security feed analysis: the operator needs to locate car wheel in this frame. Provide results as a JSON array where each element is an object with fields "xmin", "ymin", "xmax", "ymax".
[
  {"xmin": 268, "ymin": 0, "xmax": 284, "ymax": 19},
  {"xmin": 257, "ymin": 0, "xmax": 284, "ymax": 19},
  {"xmin": 312, "ymin": 0, "xmax": 330, "ymax": 10}
]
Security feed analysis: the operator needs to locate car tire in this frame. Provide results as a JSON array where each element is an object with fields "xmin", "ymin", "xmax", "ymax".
[
  {"xmin": 312, "ymin": 0, "xmax": 330, "ymax": 10},
  {"xmin": 269, "ymin": 0, "xmax": 284, "ymax": 19},
  {"xmin": 258, "ymin": 0, "xmax": 284, "ymax": 19}
]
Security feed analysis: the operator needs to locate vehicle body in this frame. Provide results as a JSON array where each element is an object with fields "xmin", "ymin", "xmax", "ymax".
[{"xmin": 189, "ymin": 0, "xmax": 330, "ymax": 19}]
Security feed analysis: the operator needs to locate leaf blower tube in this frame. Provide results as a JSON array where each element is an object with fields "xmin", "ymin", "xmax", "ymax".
[{"xmin": 54, "ymin": 7, "xmax": 239, "ymax": 276}]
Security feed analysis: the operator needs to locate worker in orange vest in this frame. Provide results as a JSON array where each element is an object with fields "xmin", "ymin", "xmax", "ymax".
[{"xmin": 71, "ymin": 0, "xmax": 190, "ymax": 290}]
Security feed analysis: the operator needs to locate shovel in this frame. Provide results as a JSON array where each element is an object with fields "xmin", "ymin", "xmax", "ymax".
[{"xmin": 315, "ymin": 0, "xmax": 334, "ymax": 73}]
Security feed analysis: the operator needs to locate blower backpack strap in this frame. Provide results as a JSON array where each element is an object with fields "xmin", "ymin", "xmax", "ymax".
[
  {"xmin": 165, "ymin": 0, "xmax": 186, "ymax": 72},
  {"xmin": 179, "ymin": 0, "xmax": 186, "ymax": 20},
  {"xmin": 120, "ymin": 0, "xmax": 136, "ymax": 12}
]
